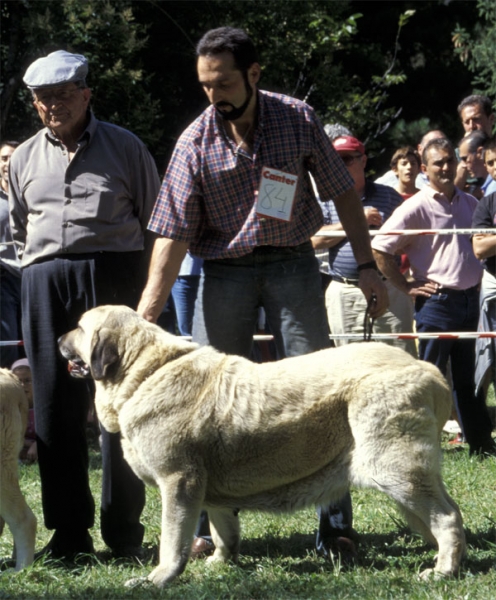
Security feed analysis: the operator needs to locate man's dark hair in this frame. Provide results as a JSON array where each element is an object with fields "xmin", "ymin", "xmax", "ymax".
[
  {"xmin": 483, "ymin": 135, "xmax": 496, "ymax": 159},
  {"xmin": 421, "ymin": 138, "xmax": 454, "ymax": 165},
  {"xmin": 460, "ymin": 130, "xmax": 489, "ymax": 154},
  {"xmin": 0, "ymin": 140, "xmax": 20, "ymax": 150},
  {"xmin": 196, "ymin": 27, "xmax": 258, "ymax": 72},
  {"xmin": 457, "ymin": 94, "xmax": 493, "ymax": 117}
]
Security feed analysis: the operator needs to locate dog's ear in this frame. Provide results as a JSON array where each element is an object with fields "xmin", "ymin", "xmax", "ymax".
[{"xmin": 90, "ymin": 329, "xmax": 119, "ymax": 380}]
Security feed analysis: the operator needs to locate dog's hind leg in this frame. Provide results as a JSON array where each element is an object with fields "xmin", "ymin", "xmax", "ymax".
[
  {"xmin": 208, "ymin": 507, "xmax": 240, "ymax": 563},
  {"xmin": 396, "ymin": 475, "xmax": 465, "ymax": 578},
  {"xmin": 141, "ymin": 474, "xmax": 205, "ymax": 588}
]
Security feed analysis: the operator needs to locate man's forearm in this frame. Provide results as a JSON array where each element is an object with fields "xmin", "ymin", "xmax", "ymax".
[
  {"xmin": 472, "ymin": 234, "xmax": 496, "ymax": 260},
  {"xmin": 137, "ymin": 237, "xmax": 189, "ymax": 322},
  {"xmin": 311, "ymin": 223, "xmax": 345, "ymax": 249},
  {"xmin": 373, "ymin": 249, "xmax": 409, "ymax": 293}
]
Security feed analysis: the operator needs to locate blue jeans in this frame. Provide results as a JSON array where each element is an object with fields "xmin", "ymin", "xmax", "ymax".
[
  {"xmin": 158, "ymin": 275, "xmax": 200, "ymax": 337},
  {"xmin": 193, "ymin": 243, "xmax": 330, "ymax": 356},
  {"xmin": 172, "ymin": 275, "xmax": 200, "ymax": 336},
  {"xmin": 192, "ymin": 243, "xmax": 354, "ymax": 545},
  {"xmin": 415, "ymin": 285, "xmax": 493, "ymax": 452}
]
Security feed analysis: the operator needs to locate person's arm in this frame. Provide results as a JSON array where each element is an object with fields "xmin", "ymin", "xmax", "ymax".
[
  {"xmin": 332, "ymin": 187, "xmax": 388, "ymax": 318},
  {"xmin": 472, "ymin": 233, "xmax": 496, "ymax": 260},
  {"xmin": 373, "ymin": 249, "xmax": 438, "ymax": 298},
  {"xmin": 137, "ymin": 236, "xmax": 189, "ymax": 323},
  {"xmin": 311, "ymin": 207, "xmax": 383, "ymax": 250},
  {"xmin": 311, "ymin": 223, "xmax": 345, "ymax": 250}
]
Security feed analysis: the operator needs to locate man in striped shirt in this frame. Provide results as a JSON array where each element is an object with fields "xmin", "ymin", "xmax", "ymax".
[
  {"xmin": 138, "ymin": 26, "xmax": 388, "ymax": 561},
  {"xmin": 312, "ymin": 135, "xmax": 416, "ymax": 357}
]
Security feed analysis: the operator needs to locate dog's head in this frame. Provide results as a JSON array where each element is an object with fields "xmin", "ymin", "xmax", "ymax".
[
  {"xmin": 59, "ymin": 305, "xmax": 197, "ymax": 381},
  {"xmin": 59, "ymin": 305, "xmax": 198, "ymax": 431}
]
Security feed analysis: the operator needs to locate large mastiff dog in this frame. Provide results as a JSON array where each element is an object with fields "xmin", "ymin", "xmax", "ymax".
[
  {"xmin": 59, "ymin": 305, "xmax": 465, "ymax": 587},
  {"xmin": 0, "ymin": 369, "xmax": 37, "ymax": 570}
]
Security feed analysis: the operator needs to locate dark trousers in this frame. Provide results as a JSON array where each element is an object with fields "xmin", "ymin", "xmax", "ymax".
[
  {"xmin": 415, "ymin": 286, "xmax": 494, "ymax": 452},
  {"xmin": 21, "ymin": 252, "xmax": 146, "ymax": 548},
  {"xmin": 0, "ymin": 266, "xmax": 23, "ymax": 368}
]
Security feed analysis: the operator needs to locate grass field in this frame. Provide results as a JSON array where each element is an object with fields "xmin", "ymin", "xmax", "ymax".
[{"xmin": 1, "ymin": 390, "xmax": 495, "ymax": 599}]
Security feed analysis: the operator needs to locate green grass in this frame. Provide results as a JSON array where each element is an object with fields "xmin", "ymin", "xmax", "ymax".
[{"xmin": 1, "ymin": 394, "xmax": 495, "ymax": 599}]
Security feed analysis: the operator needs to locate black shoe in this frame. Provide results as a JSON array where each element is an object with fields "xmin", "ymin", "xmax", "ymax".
[
  {"xmin": 110, "ymin": 544, "xmax": 145, "ymax": 562},
  {"xmin": 34, "ymin": 530, "xmax": 95, "ymax": 563},
  {"xmin": 470, "ymin": 439, "xmax": 496, "ymax": 459}
]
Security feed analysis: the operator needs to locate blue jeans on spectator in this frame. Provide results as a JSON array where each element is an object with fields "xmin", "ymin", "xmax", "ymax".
[
  {"xmin": 415, "ymin": 285, "xmax": 494, "ymax": 453},
  {"xmin": 192, "ymin": 242, "xmax": 354, "ymax": 548},
  {"xmin": 0, "ymin": 267, "xmax": 23, "ymax": 368},
  {"xmin": 158, "ymin": 276, "xmax": 200, "ymax": 337},
  {"xmin": 172, "ymin": 275, "xmax": 200, "ymax": 336}
]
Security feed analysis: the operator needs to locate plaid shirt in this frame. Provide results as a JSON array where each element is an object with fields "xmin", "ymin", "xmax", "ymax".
[{"xmin": 148, "ymin": 90, "xmax": 354, "ymax": 259}]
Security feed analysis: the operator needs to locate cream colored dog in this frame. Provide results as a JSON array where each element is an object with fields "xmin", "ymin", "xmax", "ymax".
[
  {"xmin": 59, "ymin": 305, "xmax": 465, "ymax": 587},
  {"xmin": 0, "ymin": 368, "xmax": 37, "ymax": 570}
]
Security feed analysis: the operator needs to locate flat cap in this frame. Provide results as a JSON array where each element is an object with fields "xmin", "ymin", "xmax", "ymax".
[{"xmin": 23, "ymin": 50, "xmax": 88, "ymax": 89}]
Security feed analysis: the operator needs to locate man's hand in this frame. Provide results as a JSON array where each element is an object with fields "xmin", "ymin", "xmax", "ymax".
[
  {"xmin": 358, "ymin": 269, "xmax": 389, "ymax": 318},
  {"xmin": 363, "ymin": 207, "xmax": 383, "ymax": 228},
  {"xmin": 405, "ymin": 279, "xmax": 439, "ymax": 298}
]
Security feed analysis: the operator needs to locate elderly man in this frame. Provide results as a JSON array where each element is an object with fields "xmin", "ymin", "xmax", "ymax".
[
  {"xmin": 372, "ymin": 138, "xmax": 496, "ymax": 457},
  {"xmin": 312, "ymin": 135, "xmax": 416, "ymax": 357},
  {"xmin": 137, "ymin": 27, "xmax": 388, "ymax": 561},
  {"xmin": 9, "ymin": 50, "xmax": 161, "ymax": 559}
]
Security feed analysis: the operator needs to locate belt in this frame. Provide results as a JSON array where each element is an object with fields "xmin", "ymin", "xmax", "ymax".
[
  {"xmin": 331, "ymin": 274, "xmax": 387, "ymax": 286},
  {"xmin": 436, "ymin": 284, "xmax": 480, "ymax": 294},
  {"xmin": 331, "ymin": 274, "xmax": 360, "ymax": 285}
]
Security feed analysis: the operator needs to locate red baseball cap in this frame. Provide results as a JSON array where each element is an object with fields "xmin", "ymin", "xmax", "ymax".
[{"xmin": 333, "ymin": 135, "xmax": 365, "ymax": 154}]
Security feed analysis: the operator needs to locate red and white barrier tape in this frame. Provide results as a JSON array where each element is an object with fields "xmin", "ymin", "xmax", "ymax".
[
  {"xmin": 3, "ymin": 332, "xmax": 494, "ymax": 347},
  {"xmin": 314, "ymin": 228, "xmax": 496, "ymax": 238}
]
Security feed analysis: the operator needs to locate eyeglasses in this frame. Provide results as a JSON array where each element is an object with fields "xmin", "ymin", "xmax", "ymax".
[
  {"xmin": 34, "ymin": 85, "xmax": 84, "ymax": 107},
  {"xmin": 339, "ymin": 154, "xmax": 363, "ymax": 166}
]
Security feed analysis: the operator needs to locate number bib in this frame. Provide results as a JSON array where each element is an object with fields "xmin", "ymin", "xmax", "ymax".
[{"xmin": 256, "ymin": 167, "xmax": 298, "ymax": 222}]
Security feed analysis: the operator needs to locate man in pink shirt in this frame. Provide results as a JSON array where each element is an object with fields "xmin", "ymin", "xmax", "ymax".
[{"xmin": 372, "ymin": 138, "xmax": 495, "ymax": 457}]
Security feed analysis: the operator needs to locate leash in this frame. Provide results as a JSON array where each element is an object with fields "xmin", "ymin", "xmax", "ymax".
[{"xmin": 363, "ymin": 294, "xmax": 377, "ymax": 342}]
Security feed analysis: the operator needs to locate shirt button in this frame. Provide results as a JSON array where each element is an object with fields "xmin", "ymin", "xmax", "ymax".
[{"xmin": 65, "ymin": 199, "xmax": 71, "ymax": 205}]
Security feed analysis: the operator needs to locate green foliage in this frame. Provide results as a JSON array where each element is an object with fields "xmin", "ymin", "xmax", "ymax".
[
  {"xmin": 0, "ymin": 0, "xmax": 161, "ymax": 147},
  {"xmin": 453, "ymin": 0, "xmax": 496, "ymax": 114}
]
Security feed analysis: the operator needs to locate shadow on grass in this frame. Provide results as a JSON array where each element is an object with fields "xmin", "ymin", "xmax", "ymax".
[{"xmin": 237, "ymin": 527, "xmax": 496, "ymax": 576}]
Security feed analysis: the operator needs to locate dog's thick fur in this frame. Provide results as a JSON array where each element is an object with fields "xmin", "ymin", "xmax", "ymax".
[
  {"xmin": 0, "ymin": 368, "xmax": 37, "ymax": 570},
  {"xmin": 59, "ymin": 305, "xmax": 465, "ymax": 587}
]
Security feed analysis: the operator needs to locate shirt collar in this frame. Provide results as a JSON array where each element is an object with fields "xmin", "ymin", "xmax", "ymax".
[
  {"xmin": 44, "ymin": 110, "xmax": 95, "ymax": 146},
  {"xmin": 425, "ymin": 183, "xmax": 460, "ymax": 203}
]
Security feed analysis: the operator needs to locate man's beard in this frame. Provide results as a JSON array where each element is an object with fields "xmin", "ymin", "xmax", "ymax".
[{"xmin": 215, "ymin": 77, "xmax": 253, "ymax": 121}]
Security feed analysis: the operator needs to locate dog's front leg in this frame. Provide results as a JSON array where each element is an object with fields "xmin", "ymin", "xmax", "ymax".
[{"xmin": 146, "ymin": 475, "xmax": 204, "ymax": 588}]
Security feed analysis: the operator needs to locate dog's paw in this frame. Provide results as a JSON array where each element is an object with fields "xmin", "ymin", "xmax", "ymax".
[
  {"xmin": 124, "ymin": 576, "xmax": 152, "ymax": 588},
  {"xmin": 419, "ymin": 568, "xmax": 446, "ymax": 581}
]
